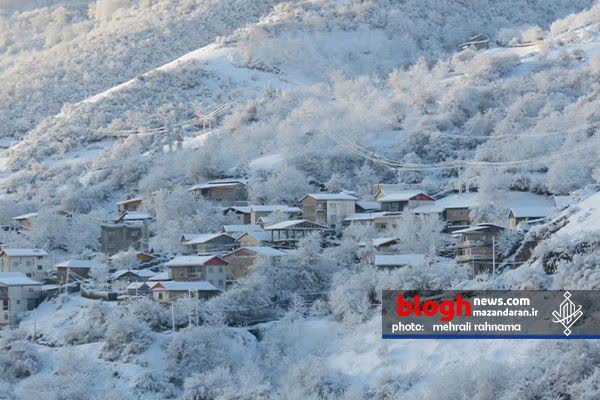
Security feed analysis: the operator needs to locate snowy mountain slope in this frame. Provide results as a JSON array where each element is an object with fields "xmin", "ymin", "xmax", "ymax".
[
  {"xmin": 0, "ymin": 0, "xmax": 286, "ymax": 138},
  {"xmin": 1, "ymin": 2, "xmax": 598, "ymax": 210}
]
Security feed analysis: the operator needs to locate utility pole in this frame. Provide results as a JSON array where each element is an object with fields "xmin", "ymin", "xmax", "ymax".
[
  {"xmin": 492, "ymin": 235, "xmax": 496, "ymax": 275},
  {"xmin": 187, "ymin": 291, "xmax": 192, "ymax": 328},
  {"xmin": 171, "ymin": 301, "xmax": 175, "ymax": 333},
  {"xmin": 65, "ymin": 266, "xmax": 70, "ymax": 295}
]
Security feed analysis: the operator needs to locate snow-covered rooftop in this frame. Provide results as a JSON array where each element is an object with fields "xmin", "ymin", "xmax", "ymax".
[
  {"xmin": 116, "ymin": 197, "xmax": 143, "ymax": 205},
  {"xmin": 510, "ymin": 206, "xmax": 555, "ymax": 218},
  {"xmin": 148, "ymin": 271, "xmax": 171, "ymax": 281},
  {"xmin": 344, "ymin": 212, "xmax": 396, "ymax": 221},
  {"xmin": 127, "ymin": 282, "xmax": 149, "ymax": 290},
  {"xmin": 165, "ymin": 255, "xmax": 225, "ymax": 267},
  {"xmin": 54, "ymin": 259, "xmax": 105, "ymax": 269},
  {"xmin": 119, "ymin": 211, "xmax": 153, "ymax": 221},
  {"xmin": 222, "ymin": 224, "xmax": 265, "ymax": 233},
  {"xmin": 264, "ymin": 220, "xmax": 328, "ymax": 230},
  {"xmin": 1, "ymin": 248, "xmax": 48, "ymax": 257},
  {"xmin": 227, "ymin": 246, "xmax": 287, "ymax": 257},
  {"xmin": 12, "ymin": 212, "xmax": 38, "ymax": 220},
  {"xmin": 190, "ymin": 179, "xmax": 247, "ymax": 191},
  {"xmin": 251, "ymin": 205, "xmax": 302, "ymax": 213},
  {"xmin": 378, "ymin": 190, "xmax": 431, "ymax": 202},
  {"xmin": 151, "ymin": 281, "xmax": 220, "ymax": 292},
  {"xmin": 300, "ymin": 192, "xmax": 358, "ymax": 201},
  {"xmin": 182, "ymin": 233, "xmax": 234, "ymax": 244},
  {"xmin": 0, "ymin": 272, "xmax": 42, "ymax": 286}
]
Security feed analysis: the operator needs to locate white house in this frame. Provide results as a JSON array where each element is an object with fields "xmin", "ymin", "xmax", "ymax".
[
  {"xmin": 0, "ymin": 248, "xmax": 48, "ymax": 282},
  {"xmin": 0, "ymin": 272, "xmax": 43, "ymax": 326},
  {"xmin": 165, "ymin": 255, "xmax": 228, "ymax": 289}
]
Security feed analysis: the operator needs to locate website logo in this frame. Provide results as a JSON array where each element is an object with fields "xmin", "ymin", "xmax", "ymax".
[{"xmin": 552, "ymin": 291, "xmax": 583, "ymax": 336}]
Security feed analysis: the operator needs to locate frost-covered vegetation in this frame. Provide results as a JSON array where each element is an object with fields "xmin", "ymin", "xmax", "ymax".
[{"xmin": 1, "ymin": 0, "xmax": 600, "ymax": 398}]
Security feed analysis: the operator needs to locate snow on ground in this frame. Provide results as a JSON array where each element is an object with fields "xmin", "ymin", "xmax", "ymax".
[{"xmin": 555, "ymin": 191, "xmax": 600, "ymax": 236}]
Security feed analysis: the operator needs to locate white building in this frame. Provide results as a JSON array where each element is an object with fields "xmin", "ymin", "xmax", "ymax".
[
  {"xmin": 0, "ymin": 272, "xmax": 43, "ymax": 326},
  {"xmin": 0, "ymin": 248, "xmax": 48, "ymax": 282},
  {"xmin": 300, "ymin": 192, "xmax": 358, "ymax": 226}
]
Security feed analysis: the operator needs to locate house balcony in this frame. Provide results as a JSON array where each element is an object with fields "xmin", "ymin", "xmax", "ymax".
[{"xmin": 456, "ymin": 253, "xmax": 493, "ymax": 263}]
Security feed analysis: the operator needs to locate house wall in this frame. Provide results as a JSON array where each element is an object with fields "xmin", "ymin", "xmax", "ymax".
[
  {"xmin": 301, "ymin": 197, "xmax": 320, "ymax": 222},
  {"xmin": 101, "ymin": 222, "xmax": 149, "ymax": 256},
  {"xmin": 170, "ymin": 259, "xmax": 227, "ymax": 289},
  {"xmin": 326, "ymin": 200, "xmax": 356, "ymax": 226},
  {"xmin": 237, "ymin": 234, "xmax": 262, "ymax": 247},
  {"xmin": 198, "ymin": 184, "xmax": 248, "ymax": 205},
  {"xmin": 2, "ymin": 255, "xmax": 46, "ymax": 282},
  {"xmin": 443, "ymin": 208, "xmax": 471, "ymax": 225},
  {"xmin": 0, "ymin": 284, "xmax": 41, "ymax": 326},
  {"xmin": 152, "ymin": 289, "xmax": 218, "ymax": 303},
  {"xmin": 118, "ymin": 200, "xmax": 142, "ymax": 214}
]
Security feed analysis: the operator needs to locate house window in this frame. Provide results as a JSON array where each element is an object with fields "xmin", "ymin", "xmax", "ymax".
[
  {"xmin": 2, "ymin": 300, "xmax": 8, "ymax": 311},
  {"xmin": 218, "ymin": 280, "xmax": 224, "ymax": 286},
  {"xmin": 16, "ymin": 300, "xmax": 20, "ymax": 305},
  {"xmin": 218, "ymin": 267, "xmax": 223, "ymax": 273},
  {"xmin": 158, "ymin": 292, "xmax": 163, "ymax": 300},
  {"xmin": 26, "ymin": 260, "xmax": 32, "ymax": 267},
  {"xmin": 26, "ymin": 273, "xmax": 31, "ymax": 277},
  {"xmin": 37, "ymin": 265, "xmax": 43, "ymax": 270}
]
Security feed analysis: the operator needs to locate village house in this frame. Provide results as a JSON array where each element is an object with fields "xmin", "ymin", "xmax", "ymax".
[
  {"xmin": 110, "ymin": 269, "xmax": 155, "ymax": 284},
  {"xmin": 189, "ymin": 178, "xmax": 248, "ymax": 205},
  {"xmin": 454, "ymin": 224, "xmax": 504, "ymax": 277},
  {"xmin": 411, "ymin": 192, "xmax": 477, "ymax": 231},
  {"xmin": 223, "ymin": 246, "xmax": 287, "ymax": 280},
  {"xmin": 150, "ymin": 281, "xmax": 221, "ymax": 304},
  {"xmin": 165, "ymin": 255, "xmax": 228, "ymax": 289},
  {"xmin": 374, "ymin": 254, "xmax": 451, "ymax": 269},
  {"xmin": 376, "ymin": 190, "xmax": 434, "ymax": 212},
  {"xmin": 55, "ymin": 259, "xmax": 106, "ymax": 284},
  {"xmin": 101, "ymin": 220, "xmax": 150, "ymax": 256},
  {"xmin": 250, "ymin": 205, "xmax": 302, "ymax": 225},
  {"xmin": 12, "ymin": 212, "xmax": 38, "ymax": 230},
  {"xmin": 360, "ymin": 237, "xmax": 399, "ymax": 254},
  {"xmin": 181, "ymin": 233, "xmax": 237, "ymax": 254},
  {"xmin": 300, "ymin": 192, "xmax": 358, "ymax": 227},
  {"xmin": 12, "ymin": 210, "xmax": 72, "ymax": 231},
  {"xmin": 0, "ymin": 248, "xmax": 48, "ymax": 282},
  {"xmin": 508, "ymin": 206, "xmax": 555, "ymax": 229},
  {"xmin": 222, "ymin": 205, "xmax": 252, "ymax": 224},
  {"xmin": 0, "ymin": 272, "xmax": 42, "ymax": 327},
  {"xmin": 127, "ymin": 282, "xmax": 150, "ymax": 297},
  {"xmin": 343, "ymin": 212, "xmax": 403, "ymax": 231},
  {"xmin": 116, "ymin": 197, "xmax": 144, "ymax": 214},
  {"xmin": 264, "ymin": 220, "xmax": 330, "ymax": 245}
]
